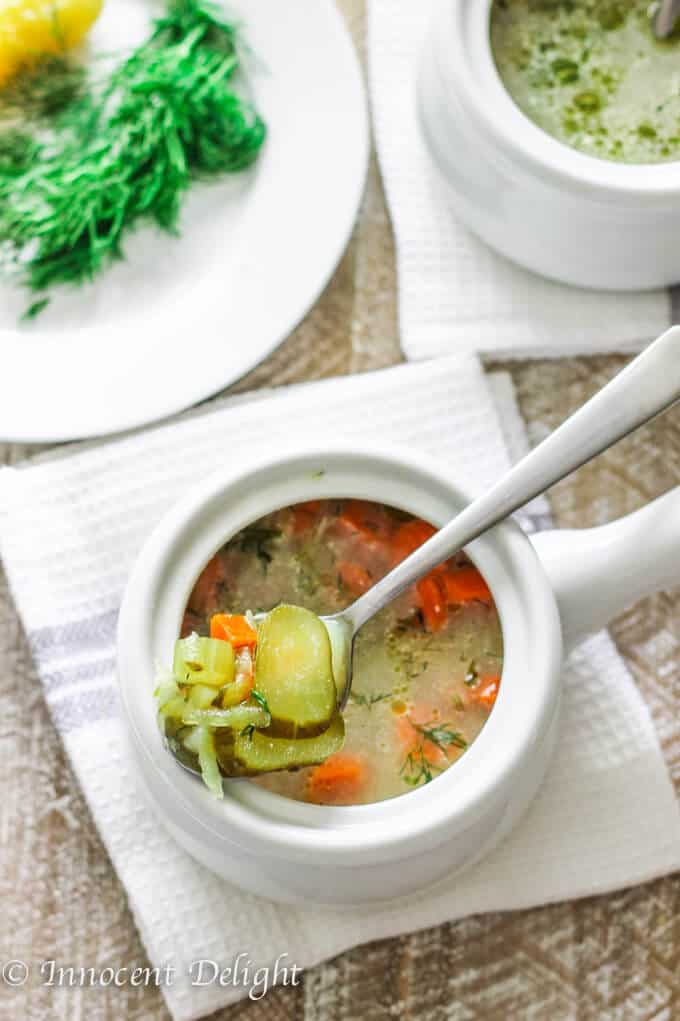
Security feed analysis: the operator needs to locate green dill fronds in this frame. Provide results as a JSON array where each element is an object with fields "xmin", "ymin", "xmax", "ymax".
[
  {"xmin": 349, "ymin": 691, "xmax": 392, "ymax": 708},
  {"xmin": 250, "ymin": 689, "xmax": 270, "ymax": 714},
  {"xmin": 0, "ymin": 0, "xmax": 266, "ymax": 302},
  {"xmin": 21, "ymin": 297, "xmax": 50, "ymax": 320},
  {"xmin": 399, "ymin": 717, "xmax": 468, "ymax": 788},
  {"xmin": 412, "ymin": 721, "xmax": 468, "ymax": 752}
]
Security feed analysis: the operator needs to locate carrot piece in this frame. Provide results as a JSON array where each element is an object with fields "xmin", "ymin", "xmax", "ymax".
[
  {"xmin": 336, "ymin": 500, "xmax": 392, "ymax": 541},
  {"xmin": 390, "ymin": 518, "xmax": 436, "ymax": 565},
  {"xmin": 188, "ymin": 555, "xmax": 225, "ymax": 614},
  {"xmin": 471, "ymin": 675, "xmax": 500, "ymax": 710},
  {"xmin": 291, "ymin": 500, "xmax": 323, "ymax": 534},
  {"xmin": 416, "ymin": 576, "xmax": 448, "ymax": 632},
  {"xmin": 210, "ymin": 613, "xmax": 258, "ymax": 650},
  {"xmin": 305, "ymin": 753, "xmax": 367, "ymax": 805},
  {"xmin": 442, "ymin": 566, "xmax": 492, "ymax": 606},
  {"xmin": 337, "ymin": 561, "xmax": 372, "ymax": 596}
]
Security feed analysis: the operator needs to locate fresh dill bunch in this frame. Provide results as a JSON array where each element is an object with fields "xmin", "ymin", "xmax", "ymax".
[{"xmin": 0, "ymin": 0, "xmax": 266, "ymax": 298}]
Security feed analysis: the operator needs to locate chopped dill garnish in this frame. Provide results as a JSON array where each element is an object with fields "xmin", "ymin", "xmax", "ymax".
[
  {"xmin": 250, "ymin": 690, "xmax": 270, "ymax": 714},
  {"xmin": 399, "ymin": 717, "xmax": 468, "ymax": 787},
  {"xmin": 293, "ymin": 550, "xmax": 319, "ymax": 596},
  {"xmin": 22, "ymin": 297, "xmax": 50, "ymax": 321},
  {"xmin": 235, "ymin": 526, "xmax": 280, "ymax": 573},
  {"xmin": 411, "ymin": 720, "xmax": 467, "ymax": 753},
  {"xmin": 349, "ymin": 691, "xmax": 391, "ymax": 708},
  {"xmin": 400, "ymin": 747, "xmax": 437, "ymax": 787},
  {"xmin": 464, "ymin": 661, "xmax": 479, "ymax": 686},
  {"xmin": 0, "ymin": 0, "xmax": 266, "ymax": 308}
]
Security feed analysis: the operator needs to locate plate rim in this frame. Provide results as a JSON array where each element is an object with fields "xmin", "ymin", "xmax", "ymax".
[{"xmin": 0, "ymin": 0, "xmax": 370, "ymax": 444}]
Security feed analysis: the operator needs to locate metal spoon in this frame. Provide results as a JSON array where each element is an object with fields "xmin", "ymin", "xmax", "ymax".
[
  {"xmin": 169, "ymin": 327, "xmax": 680, "ymax": 781},
  {"xmin": 327, "ymin": 325, "xmax": 680, "ymax": 710},
  {"xmin": 653, "ymin": 0, "xmax": 680, "ymax": 39}
]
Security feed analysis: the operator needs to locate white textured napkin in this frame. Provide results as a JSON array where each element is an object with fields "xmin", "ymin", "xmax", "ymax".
[
  {"xmin": 367, "ymin": 0, "xmax": 672, "ymax": 360},
  {"xmin": 1, "ymin": 357, "xmax": 678, "ymax": 1021}
]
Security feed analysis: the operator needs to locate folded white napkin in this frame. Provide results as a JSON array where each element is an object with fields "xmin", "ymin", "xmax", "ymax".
[
  {"xmin": 367, "ymin": 0, "xmax": 672, "ymax": 360},
  {"xmin": 1, "ymin": 356, "xmax": 678, "ymax": 1021}
]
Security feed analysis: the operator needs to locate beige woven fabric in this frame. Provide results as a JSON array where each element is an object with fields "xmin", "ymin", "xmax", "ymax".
[{"xmin": 1, "ymin": 3, "xmax": 678, "ymax": 1019}]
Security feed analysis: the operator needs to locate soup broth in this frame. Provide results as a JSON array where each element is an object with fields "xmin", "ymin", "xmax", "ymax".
[
  {"xmin": 182, "ymin": 500, "xmax": 503, "ymax": 806},
  {"xmin": 491, "ymin": 0, "xmax": 680, "ymax": 164}
]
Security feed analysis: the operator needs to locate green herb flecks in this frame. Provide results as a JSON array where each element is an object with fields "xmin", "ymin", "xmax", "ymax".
[
  {"xmin": 349, "ymin": 691, "xmax": 392, "ymax": 708},
  {"xmin": 250, "ymin": 689, "xmax": 270, "ymax": 714},
  {"xmin": 293, "ymin": 550, "xmax": 320, "ymax": 597},
  {"xmin": 235, "ymin": 526, "xmax": 280, "ymax": 573},
  {"xmin": 400, "ymin": 747, "xmax": 437, "ymax": 787},
  {"xmin": 0, "ymin": 0, "xmax": 266, "ymax": 304},
  {"xmin": 464, "ymin": 661, "xmax": 479, "ymax": 687},
  {"xmin": 399, "ymin": 718, "xmax": 468, "ymax": 788},
  {"xmin": 411, "ymin": 720, "xmax": 468, "ymax": 753},
  {"xmin": 386, "ymin": 627, "xmax": 431, "ymax": 681},
  {"xmin": 21, "ymin": 297, "xmax": 50, "ymax": 321}
]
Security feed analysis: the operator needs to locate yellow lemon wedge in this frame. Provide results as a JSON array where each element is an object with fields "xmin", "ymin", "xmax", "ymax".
[{"xmin": 0, "ymin": 0, "xmax": 103, "ymax": 86}]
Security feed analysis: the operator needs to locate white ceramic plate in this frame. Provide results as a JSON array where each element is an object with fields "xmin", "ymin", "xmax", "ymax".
[{"xmin": 0, "ymin": 0, "xmax": 368, "ymax": 442}]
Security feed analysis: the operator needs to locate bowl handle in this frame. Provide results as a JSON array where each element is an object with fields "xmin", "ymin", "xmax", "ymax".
[{"xmin": 530, "ymin": 487, "xmax": 680, "ymax": 652}]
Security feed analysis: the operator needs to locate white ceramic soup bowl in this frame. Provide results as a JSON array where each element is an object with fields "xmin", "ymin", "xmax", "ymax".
[
  {"xmin": 117, "ymin": 443, "xmax": 680, "ymax": 905},
  {"xmin": 417, "ymin": 0, "xmax": 680, "ymax": 290}
]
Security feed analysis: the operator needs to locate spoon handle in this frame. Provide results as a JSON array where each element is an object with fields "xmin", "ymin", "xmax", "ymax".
[
  {"xmin": 346, "ymin": 326, "xmax": 680, "ymax": 632},
  {"xmin": 653, "ymin": 0, "xmax": 680, "ymax": 38}
]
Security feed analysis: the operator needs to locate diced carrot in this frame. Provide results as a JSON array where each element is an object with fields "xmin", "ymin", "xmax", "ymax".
[
  {"xmin": 336, "ymin": 500, "xmax": 393, "ymax": 541},
  {"xmin": 470, "ymin": 675, "xmax": 500, "ymax": 711},
  {"xmin": 291, "ymin": 500, "xmax": 323, "ymax": 534},
  {"xmin": 442, "ymin": 566, "xmax": 492, "ymax": 606},
  {"xmin": 337, "ymin": 561, "xmax": 372, "ymax": 596},
  {"xmin": 390, "ymin": 518, "xmax": 437, "ymax": 565},
  {"xmin": 416, "ymin": 576, "xmax": 448, "ymax": 632},
  {"xmin": 188, "ymin": 555, "xmax": 225, "ymax": 614},
  {"xmin": 210, "ymin": 613, "xmax": 258, "ymax": 650},
  {"xmin": 305, "ymin": 753, "xmax": 368, "ymax": 805}
]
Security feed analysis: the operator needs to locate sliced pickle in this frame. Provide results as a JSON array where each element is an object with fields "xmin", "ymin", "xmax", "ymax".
[
  {"xmin": 254, "ymin": 605, "xmax": 337, "ymax": 737},
  {"xmin": 218, "ymin": 713, "xmax": 345, "ymax": 776},
  {"xmin": 173, "ymin": 633, "xmax": 235, "ymax": 687},
  {"xmin": 181, "ymin": 705, "xmax": 270, "ymax": 730},
  {"xmin": 187, "ymin": 684, "xmax": 221, "ymax": 710},
  {"xmin": 183, "ymin": 725, "xmax": 223, "ymax": 799},
  {"xmin": 158, "ymin": 694, "xmax": 189, "ymax": 721}
]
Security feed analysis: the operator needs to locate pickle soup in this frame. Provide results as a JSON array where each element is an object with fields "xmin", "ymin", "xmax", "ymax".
[{"xmin": 158, "ymin": 500, "xmax": 503, "ymax": 805}]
